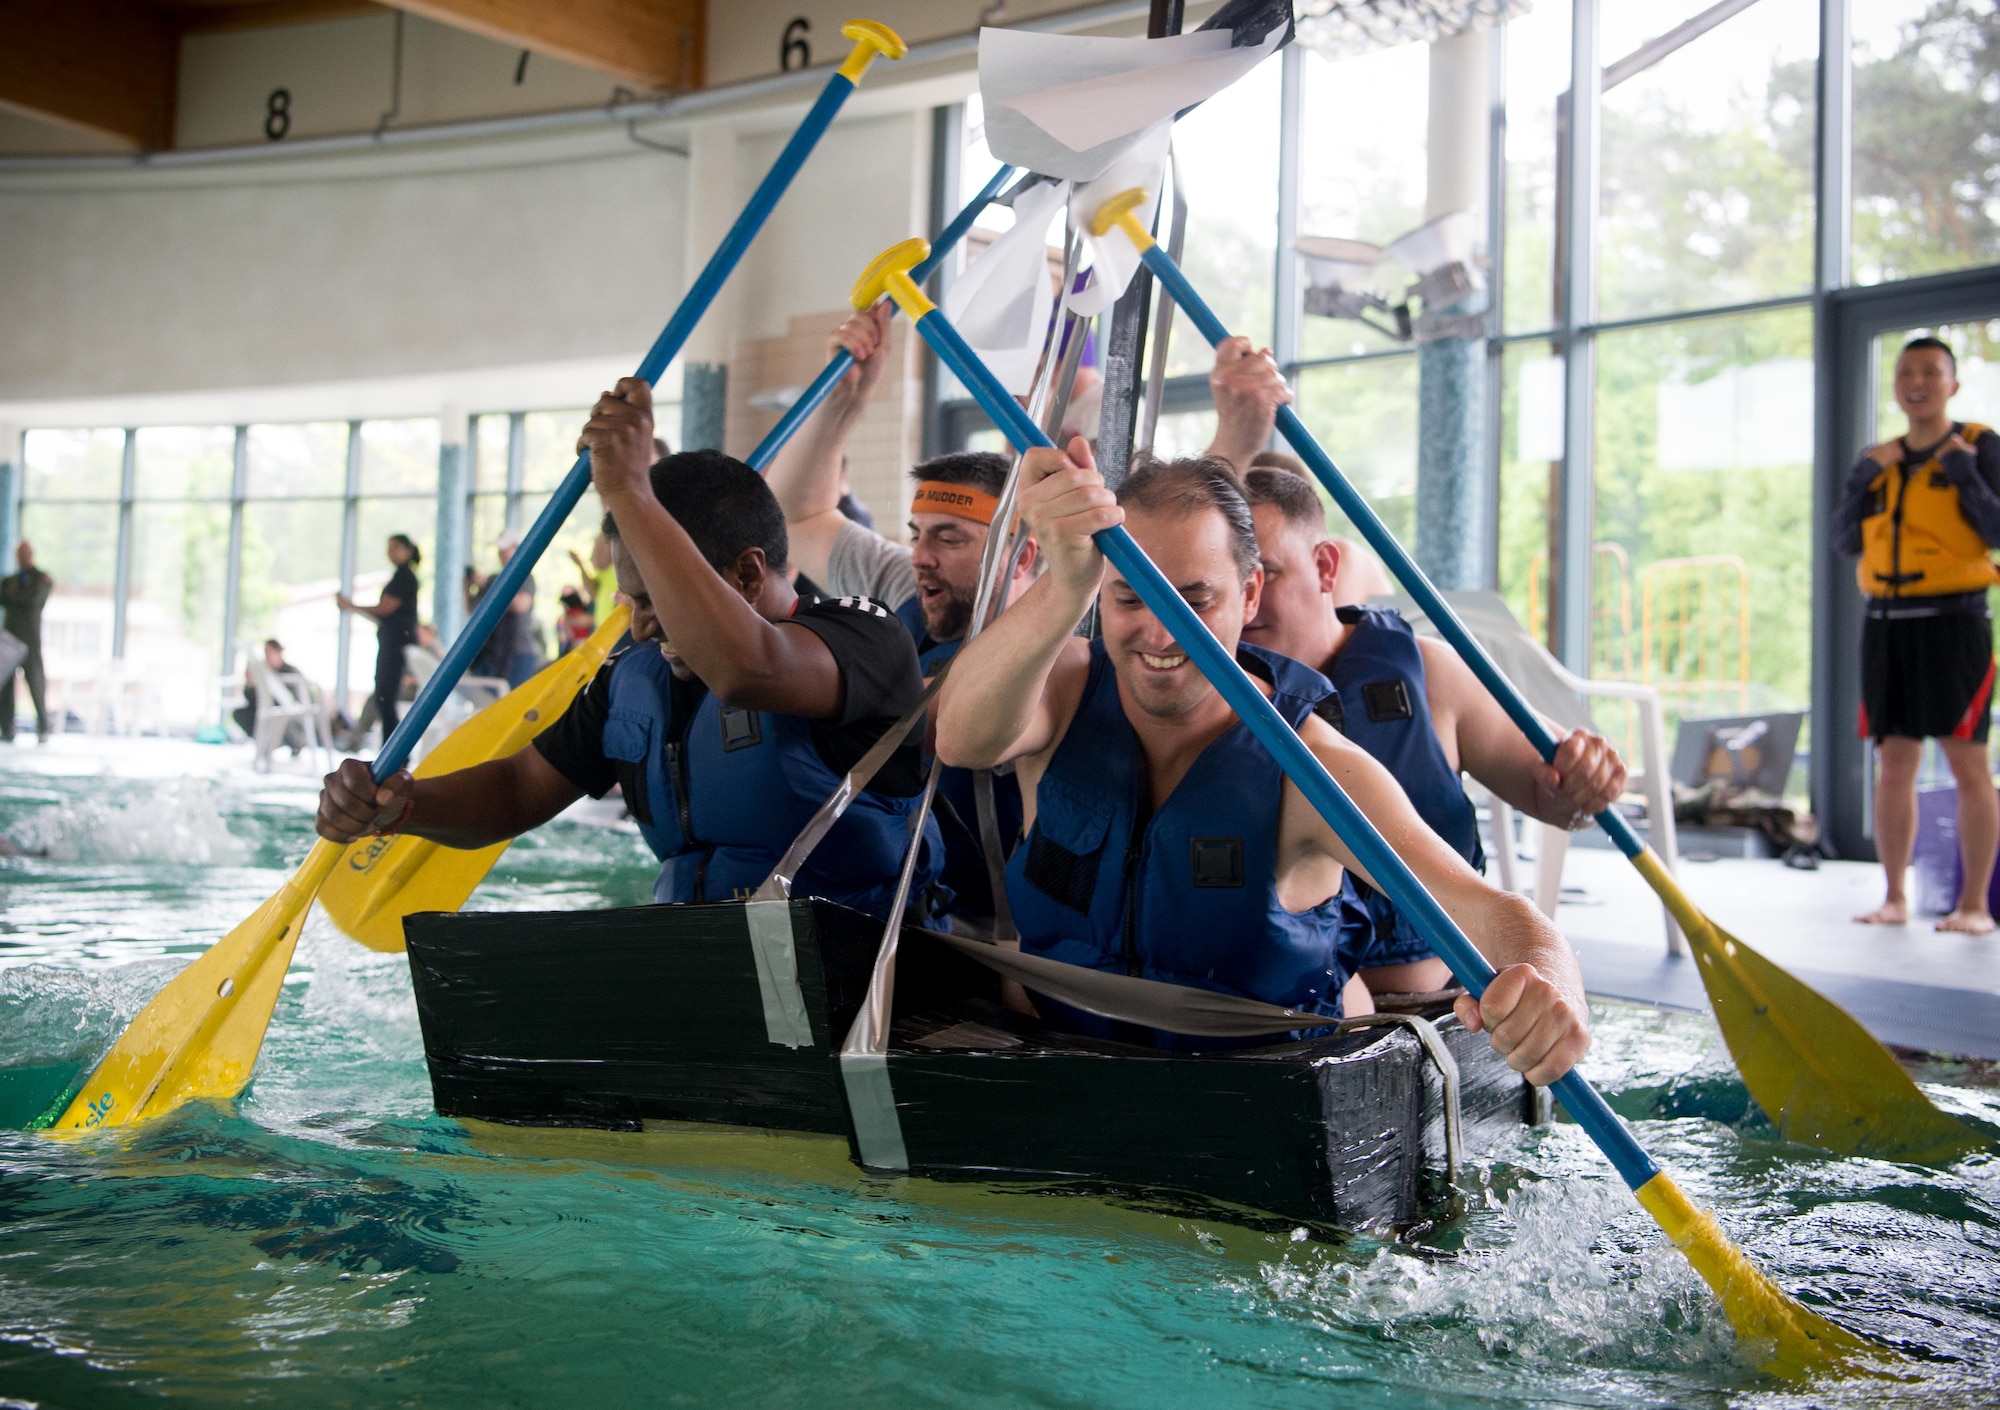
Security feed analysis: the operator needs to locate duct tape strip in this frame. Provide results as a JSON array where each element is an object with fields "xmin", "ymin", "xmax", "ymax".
[
  {"xmin": 839, "ymin": 1051, "xmax": 909, "ymax": 1171},
  {"xmin": 744, "ymin": 900, "xmax": 815, "ymax": 1048}
]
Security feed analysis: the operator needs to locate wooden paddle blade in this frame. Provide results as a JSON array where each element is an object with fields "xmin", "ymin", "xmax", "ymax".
[
  {"xmin": 1634, "ymin": 851, "xmax": 1987, "ymax": 1162},
  {"xmin": 319, "ymin": 605, "xmax": 630, "ymax": 952},
  {"xmin": 50, "ymin": 840, "xmax": 341, "ymax": 1132},
  {"xmin": 1634, "ymin": 1171, "xmax": 1882, "ymax": 1380}
]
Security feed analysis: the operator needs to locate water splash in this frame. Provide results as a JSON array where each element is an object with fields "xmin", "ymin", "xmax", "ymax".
[
  {"xmin": 7, "ymin": 777, "xmax": 249, "ymax": 865},
  {"xmin": 0, "ymin": 957, "xmax": 186, "ymax": 1127}
]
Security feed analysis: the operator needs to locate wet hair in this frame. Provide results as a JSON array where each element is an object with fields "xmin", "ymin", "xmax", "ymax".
[
  {"xmin": 1242, "ymin": 465, "xmax": 1327, "ymax": 535},
  {"xmin": 602, "ymin": 448, "xmax": 789, "ymax": 575},
  {"xmin": 909, "ymin": 450, "xmax": 1011, "ymax": 498},
  {"xmin": 1901, "ymin": 336, "xmax": 1957, "ymax": 375},
  {"xmin": 1247, "ymin": 449, "xmax": 1309, "ymax": 476},
  {"xmin": 388, "ymin": 532, "xmax": 422, "ymax": 565},
  {"xmin": 1115, "ymin": 455, "xmax": 1262, "ymax": 584}
]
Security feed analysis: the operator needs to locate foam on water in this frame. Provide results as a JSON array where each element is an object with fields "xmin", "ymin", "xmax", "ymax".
[
  {"xmin": 2, "ymin": 754, "xmax": 1997, "ymax": 1409},
  {"xmin": 5, "ymin": 776, "xmax": 249, "ymax": 865}
]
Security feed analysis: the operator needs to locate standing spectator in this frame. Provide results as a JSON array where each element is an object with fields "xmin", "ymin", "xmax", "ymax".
[
  {"xmin": 0, "ymin": 541, "xmax": 52, "ymax": 743},
  {"xmin": 1837, "ymin": 336, "xmax": 2000, "ymax": 934},
  {"xmin": 556, "ymin": 589, "xmax": 594, "ymax": 656},
  {"xmin": 337, "ymin": 533, "xmax": 422, "ymax": 737},
  {"xmin": 467, "ymin": 527, "xmax": 540, "ymax": 688}
]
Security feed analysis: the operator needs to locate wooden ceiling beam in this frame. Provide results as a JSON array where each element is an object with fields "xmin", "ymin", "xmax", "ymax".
[
  {"xmin": 0, "ymin": 0, "xmax": 179, "ymax": 150},
  {"xmin": 380, "ymin": 0, "xmax": 703, "ymax": 92}
]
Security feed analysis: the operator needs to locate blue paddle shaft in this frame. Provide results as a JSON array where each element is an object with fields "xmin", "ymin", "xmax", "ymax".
[
  {"xmin": 370, "ymin": 71, "xmax": 863, "ymax": 787},
  {"xmin": 912, "ymin": 305, "xmax": 1658, "ymax": 1192},
  {"xmin": 744, "ymin": 165, "xmax": 1019, "ymax": 473},
  {"xmin": 1134, "ymin": 244, "xmax": 1649, "ymax": 863}
]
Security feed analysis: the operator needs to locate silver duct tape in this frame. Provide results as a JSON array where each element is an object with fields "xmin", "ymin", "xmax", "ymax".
[
  {"xmin": 839, "ymin": 1052, "xmax": 910, "ymax": 1171},
  {"xmin": 744, "ymin": 900, "xmax": 814, "ymax": 1049}
]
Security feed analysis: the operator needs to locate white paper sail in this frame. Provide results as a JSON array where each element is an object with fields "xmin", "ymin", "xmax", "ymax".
[
  {"xmin": 943, "ymin": 179, "xmax": 1070, "ymax": 396},
  {"xmin": 979, "ymin": 21, "xmax": 1286, "ymax": 182}
]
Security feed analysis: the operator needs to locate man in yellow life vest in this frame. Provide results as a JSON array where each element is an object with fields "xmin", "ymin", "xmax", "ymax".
[{"xmin": 1836, "ymin": 336, "xmax": 2000, "ymax": 934}]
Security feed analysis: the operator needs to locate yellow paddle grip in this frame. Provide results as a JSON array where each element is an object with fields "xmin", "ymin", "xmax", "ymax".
[
  {"xmin": 852, "ymin": 238, "xmax": 935, "ymax": 319},
  {"xmin": 837, "ymin": 20, "xmax": 907, "ymax": 81},
  {"xmin": 1634, "ymin": 1172, "xmax": 1878, "ymax": 1380},
  {"xmin": 1089, "ymin": 188, "xmax": 1155, "ymax": 251}
]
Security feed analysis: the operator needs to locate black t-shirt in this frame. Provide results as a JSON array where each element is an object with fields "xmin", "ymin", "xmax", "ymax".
[
  {"xmin": 381, "ymin": 563, "xmax": 420, "ymax": 644},
  {"xmin": 533, "ymin": 594, "xmax": 927, "ymax": 799}
]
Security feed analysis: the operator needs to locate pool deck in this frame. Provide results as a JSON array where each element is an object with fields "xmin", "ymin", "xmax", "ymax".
[
  {"xmin": 1551, "ymin": 846, "xmax": 2000, "ymax": 1060},
  {"xmin": 6, "ymin": 734, "xmax": 1998, "ymax": 1060}
]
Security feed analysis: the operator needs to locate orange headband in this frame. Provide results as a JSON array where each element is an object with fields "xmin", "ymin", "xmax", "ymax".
[{"xmin": 910, "ymin": 481, "xmax": 1000, "ymax": 525}]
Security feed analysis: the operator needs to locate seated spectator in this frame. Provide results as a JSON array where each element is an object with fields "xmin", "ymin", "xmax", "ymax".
[
  {"xmin": 466, "ymin": 528, "xmax": 541, "ymax": 687},
  {"xmin": 235, "ymin": 640, "xmax": 311, "ymax": 754},
  {"xmin": 556, "ymin": 589, "xmax": 595, "ymax": 656}
]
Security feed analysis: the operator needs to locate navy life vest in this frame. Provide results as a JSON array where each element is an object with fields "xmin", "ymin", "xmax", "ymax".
[
  {"xmin": 600, "ymin": 643, "xmax": 944, "ymax": 917},
  {"xmin": 1004, "ymin": 638, "xmax": 1368, "ymax": 1050},
  {"xmin": 894, "ymin": 596, "xmax": 1024, "ymax": 923},
  {"xmin": 1325, "ymin": 606, "xmax": 1482, "ymax": 969}
]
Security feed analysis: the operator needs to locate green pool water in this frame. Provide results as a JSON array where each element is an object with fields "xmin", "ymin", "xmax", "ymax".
[{"xmin": 2, "ymin": 754, "xmax": 1998, "ymax": 1409}]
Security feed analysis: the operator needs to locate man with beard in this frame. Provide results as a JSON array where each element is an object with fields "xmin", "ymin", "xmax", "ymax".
[
  {"xmin": 316, "ymin": 378, "xmax": 943, "ymax": 923},
  {"xmin": 933, "ymin": 442, "xmax": 1590, "ymax": 1081},
  {"xmin": 1240, "ymin": 465, "xmax": 1626, "ymax": 997}
]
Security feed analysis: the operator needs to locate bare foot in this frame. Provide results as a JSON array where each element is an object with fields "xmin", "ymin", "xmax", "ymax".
[
  {"xmin": 1937, "ymin": 908, "xmax": 1997, "ymax": 934},
  {"xmin": 1855, "ymin": 900, "xmax": 1909, "ymax": 925}
]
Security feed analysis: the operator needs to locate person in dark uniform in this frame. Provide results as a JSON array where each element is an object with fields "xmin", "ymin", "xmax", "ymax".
[
  {"xmin": 1239, "ymin": 465, "xmax": 1627, "ymax": 995},
  {"xmin": 935, "ymin": 445, "xmax": 1589, "ymax": 1083},
  {"xmin": 1836, "ymin": 336, "xmax": 2000, "ymax": 934},
  {"xmin": 313, "ymin": 380, "xmax": 942, "ymax": 921},
  {"xmin": 337, "ymin": 534, "xmax": 422, "ymax": 737},
  {"xmin": 0, "ymin": 540, "xmax": 52, "ymax": 743}
]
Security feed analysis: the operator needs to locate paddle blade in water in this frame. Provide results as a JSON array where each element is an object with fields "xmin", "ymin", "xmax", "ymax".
[
  {"xmin": 1634, "ymin": 1172, "xmax": 1881, "ymax": 1380},
  {"xmin": 320, "ymin": 605, "xmax": 631, "ymax": 952},
  {"xmin": 1634, "ymin": 852, "xmax": 1985, "ymax": 1162},
  {"xmin": 49, "ymin": 839, "xmax": 342, "ymax": 1132}
]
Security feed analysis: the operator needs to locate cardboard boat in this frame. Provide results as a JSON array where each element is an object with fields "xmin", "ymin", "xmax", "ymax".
[{"xmin": 405, "ymin": 898, "xmax": 1546, "ymax": 1233}]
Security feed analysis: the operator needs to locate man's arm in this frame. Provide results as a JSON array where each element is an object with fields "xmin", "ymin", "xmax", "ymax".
[
  {"xmin": 934, "ymin": 438, "xmax": 1115, "ymax": 768},
  {"xmin": 1421, "ymin": 637, "xmax": 1626, "ymax": 828},
  {"xmin": 582, "ymin": 378, "xmax": 846, "ymax": 718},
  {"xmin": 766, "ymin": 303, "xmax": 894, "ymax": 585},
  {"xmin": 1285, "ymin": 716, "xmax": 1590, "ymax": 1084},
  {"xmin": 1833, "ymin": 442, "xmax": 1896, "ymax": 556},
  {"xmin": 1942, "ymin": 429, "xmax": 2000, "ymax": 548},
  {"xmin": 1203, "ymin": 336, "xmax": 1292, "ymax": 473},
  {"xmin": 315, "ymin": 750, "xmax": 581, "ymax": 849}
]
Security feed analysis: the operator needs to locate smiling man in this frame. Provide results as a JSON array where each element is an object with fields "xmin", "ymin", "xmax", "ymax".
[
  {"xmin": 316, "ymin": 378, "xmax": 943, "ymax": 922},
  {"xmin": 933, "ymin": 442, "xmax": 1590, "ymax": 1082}
]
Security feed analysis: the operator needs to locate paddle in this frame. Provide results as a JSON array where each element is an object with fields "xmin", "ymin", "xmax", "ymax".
[
  {"xmin": 857, "ymin": 236, "xmax": 1878, "ymax": 1380},
  {"xmin": 1089, "ymin": 186, "xmax": 1986, "ymax": 1166},
  {"xmin": 313, "ymin": 167, "xmax": 1019, "ymax": 951},
  {"xmin": 46, "ymin": 21, "xmax": 907, "ymax": 1134},
  {"xmin": 316, "ymin": 605, "xmax": 631, "ymax": 952}
]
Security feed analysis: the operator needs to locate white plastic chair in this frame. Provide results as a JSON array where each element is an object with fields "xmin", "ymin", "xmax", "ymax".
[
  {"xmin": 1390, "ymin": 591, "xmax": 1684, "ymax": 955},
  {"xmin": 247, "ymin": 657, "xmax": 333, "ymax": 773}
]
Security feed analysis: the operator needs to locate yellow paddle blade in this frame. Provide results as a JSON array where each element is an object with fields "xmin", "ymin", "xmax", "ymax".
[
  {"xmin": 319, "ymin": 605, "xmax": 631, "ymax": 952},
  {"xmin": 1635, "ymin": 1172, "xmax": 1882, "ymax": 1380},
  {"xmin": 50, "ymin": 839, "xmax": 343, "ymax": 1132},
  {"xmin": 1633, "ymin": 851, "xmax": 1986, "ymax": 1163}
]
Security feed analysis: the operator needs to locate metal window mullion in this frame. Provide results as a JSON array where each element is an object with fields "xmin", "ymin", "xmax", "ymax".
[
  {"xmin": 1483, "ymin": 19, "xmax": 1509, "ymax": 589},
  {"xmin": 335, "ymin": 420, "xmax": 362, "ymax": 714},
  {"xmin": 1554, "ymin": 0, "xmax": 1601, "ymax": 674},
  {"xmin": 111, "ymin": 429, "xmax": 136, "ymax": 660},
  {"xmin": 922, "ymin": 103, "xmax": 965, "ymax": 462},
  {"xmin": 220, "ymin": 426, "xmax": 248, "ymax": 705},
  {"xmin": 504, "ymin": 411, "xmax": 526, "ymax": 531},
  {"xmin": 1272, "ymin": 43, "xmax": 1304, "ymax": 412}
]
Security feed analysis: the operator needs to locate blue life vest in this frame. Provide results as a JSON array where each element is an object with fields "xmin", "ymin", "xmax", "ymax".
[
  {"xmin": 599, "ymin": 644, "xmax": 944, "ymax": 917},
  {"xmin": 1324, "ymin": 606, "xmax": 1482, "ymax": 971},
  {"xmin": 1004, "ymin": 638, "xmax": 1368, "ymax": 1050},
  {"xmin": 894, "ymin": 596, "xmax": 1024, "ymax": 923}
]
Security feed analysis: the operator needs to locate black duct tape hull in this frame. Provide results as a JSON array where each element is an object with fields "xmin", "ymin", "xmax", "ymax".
[{"xmin": 404, "ymin": 899, "xmax": 1536, "ymax": 1231}]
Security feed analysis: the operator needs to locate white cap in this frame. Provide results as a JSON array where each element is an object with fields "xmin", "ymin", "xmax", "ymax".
[{"xmin": 496, "ymin": 526, "xmax": 524, "ymax": 551}]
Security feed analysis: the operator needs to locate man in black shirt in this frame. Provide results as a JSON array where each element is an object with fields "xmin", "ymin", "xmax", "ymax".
[
  {"xmin": 0, "ymin": 540, "xmax": 52, "ymax": 743},
  {"xmin": 316, "ymin": 378, "xmax": 942, "ymax": 919}
]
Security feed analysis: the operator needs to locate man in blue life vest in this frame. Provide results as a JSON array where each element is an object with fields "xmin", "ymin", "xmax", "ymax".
[
  {"xmin": 315, "ymin": 377, "xmax": 943, "ymax": 920},
  {"xmin": 1238, "ymin": 464, "xmax": 1627, "ymax": 997},
  {"xmin": 934, "ymin": 442, "xmax": 1590, "ymax": 1083},
  {"xmin": 1836, "ymin": 336, "xmax": 2000, "ymax": 934}
]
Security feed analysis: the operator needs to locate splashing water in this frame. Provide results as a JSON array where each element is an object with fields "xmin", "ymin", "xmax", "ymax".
[
  {"xmin": 6, "ymin": 776, "xmax": 250, "ymax": 865},
  {"xmin": 1, "ymin": 760, "xmax": 1996, "ymax": 1409}
]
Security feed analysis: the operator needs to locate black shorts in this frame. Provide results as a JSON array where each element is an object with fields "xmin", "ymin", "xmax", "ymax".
[{"xmin": 1861, "ymin": 607, "xmax": 1995, "ymax": 743}]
